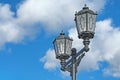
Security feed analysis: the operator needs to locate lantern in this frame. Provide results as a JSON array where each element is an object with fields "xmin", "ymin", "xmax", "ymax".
[
  {"xmin": 53, "ymin": 31, "xmax": 73, "ymax": 60},
  {"xmin": 75, "ymin": 4, "xmax": 97, "ymax": 39}
]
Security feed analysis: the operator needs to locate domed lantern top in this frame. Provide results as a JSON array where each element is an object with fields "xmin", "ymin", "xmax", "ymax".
[
  {"xmin": 53, "ymin": 31, "xmax": 73, "ymax": 60},
  {"xmin": 75, "ymin": 4, "xmax": 97, "ymax": 39}
]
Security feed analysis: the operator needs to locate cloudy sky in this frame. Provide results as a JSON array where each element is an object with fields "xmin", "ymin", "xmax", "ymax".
[{"xmin": 0, "ymin": 0, "xmax": 120, "ymax": 80}]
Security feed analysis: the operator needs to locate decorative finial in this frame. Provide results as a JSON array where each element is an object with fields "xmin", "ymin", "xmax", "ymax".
[
  {"xmin": 83, "ymin": 4, "xmax": 89, "ymax": 9},
  {"xmin": 60, "ymin": 30, "xmax": 65, "ymax": 35}
]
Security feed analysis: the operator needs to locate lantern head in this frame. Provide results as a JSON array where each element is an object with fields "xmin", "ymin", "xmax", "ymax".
[
  {"xmin": 53, "ymin": 31, "xmax": 73, "ymax": 60},
  {"xmin": 75, "ymin": 4, "xmax": 97, "ymax": 39}
]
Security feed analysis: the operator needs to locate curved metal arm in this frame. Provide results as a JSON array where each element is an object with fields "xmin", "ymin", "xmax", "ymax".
[
  {"xmin": 61, "ymin": 47, "xmax": 86, "ymax": 71},
  {"xmin": 63, "ymin": 47, "xmax": 86, "ymax": 68},
  {"xmin": 76, "ymin": 52, "xmax": 85, "ymax": 68}
]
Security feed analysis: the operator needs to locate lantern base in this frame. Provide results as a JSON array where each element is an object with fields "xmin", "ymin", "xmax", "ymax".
[
  {"xmin": 78, "ymin": 31, "xmax": 94, "ymax": 39},
  {"xmin": 56, "ymin": 54, "xmax": 70, "ymax": 60},
  {"xmin": 83, "ymin": 37, "xmax": 90, "ymax": 52}
]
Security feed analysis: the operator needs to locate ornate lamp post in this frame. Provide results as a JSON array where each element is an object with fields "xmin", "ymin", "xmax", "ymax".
[{"xmin": 53, "ymin": 5, "xmax": 97, "ymax": 80}]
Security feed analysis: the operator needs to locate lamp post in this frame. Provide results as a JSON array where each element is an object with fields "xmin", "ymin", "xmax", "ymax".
[{"xmin": 53, "ymin": 4, "xmax": 97, "ymax": 80}]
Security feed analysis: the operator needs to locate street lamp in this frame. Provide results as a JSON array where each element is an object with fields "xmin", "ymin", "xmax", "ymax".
[{"xmin": 53, "ymin": 4, "xmax": 97, "ymax": 80}]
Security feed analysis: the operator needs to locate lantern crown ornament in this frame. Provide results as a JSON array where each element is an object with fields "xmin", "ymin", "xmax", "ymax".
[
  {"xmin": 75, "ymin": 4, "xmax": 97, "ymax": 39},
  {"xmin": 53, "ymin": 31, "xmax": 73, "ymax": 60},
  {"xmin": 77, "ymin": 4, "xmax": 97, "ymax": 15}
]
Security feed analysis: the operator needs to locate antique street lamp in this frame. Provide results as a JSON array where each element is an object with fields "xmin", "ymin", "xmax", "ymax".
[{"xmin": 53, "ymin": 4, "xmax": 97, "ymax": 80}]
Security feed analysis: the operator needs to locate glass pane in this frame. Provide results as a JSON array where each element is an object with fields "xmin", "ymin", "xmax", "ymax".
[
  {"xmin": 65, "ymin": 39, "xmax": 72, "ymax": 56},
  {"xmin": 92, "ymin": 15, "xmax": 96, "ymax": 32},
  {"xmin": 54, "ymin": 41, "xmax": 59, "ymax": 56},
  {"xmin": 76, "ymin": 15, "xmax": 81, "ymax": 34},
  {"xmin": 81, "ymin": 14, "xmax": 86, "ymax": 32},
  {"xmin": 88, "ymin": 13, "xmax": 96, "ymax": 32},
  {"xmin": 76, "ymin": 14, "xmax": 86, "ymax": 33},
  {"xmin": 57, "ymin": 39, "xmax": 65, "ymax": 55}
]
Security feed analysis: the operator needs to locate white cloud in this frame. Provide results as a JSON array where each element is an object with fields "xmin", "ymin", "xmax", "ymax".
[
  {"xmin": 0, "ymin": 4, "xmax": 22, "ymax": 47},
  {"xmin": 0, "ymin": 0, "xmax": 106, "ymax": 47},
  {"xmin": 0, "ymin": 4, "xmax": 14, "ymax": 21},
  {"xmin": 17, "ymin": 0, "xmax": 106, "ymax": 32},
  {"xmin": 0, "ymin": 0, "xmax": 107, "ymax": 47},
  {"xmin": 41, "ymin": 19, "xmax": 120, "ymax": 78},
  {"xmin": 0, "ymin": 3, "xmax": 39, "ymax": 47},
  {"xmin": 40, "ymin": 49, "xmax": 60, "ymax": 70},
  {"xmin": 103, "ymin": 50, "xmax": 120, "ymax": 78}
]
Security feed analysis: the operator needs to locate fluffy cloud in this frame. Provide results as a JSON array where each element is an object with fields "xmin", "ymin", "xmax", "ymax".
[
  {"xmin": 0, "ymin": 4, "xmax": 38, "ymax": 47},
  {"xmin": 17, "ymin": 0, "xmax": 106, "ymax": 32},
  {"xmin": 99, "ymin": 20, "xmax": 120, "ymax": 77},
  {"xmin": 40, "ymin": 49, "xmax": 59, "ymax": 70},
  {"xmin": 0, "ymin": 0, "xmax": 106, "ymax": 47},
  {"xmin": 104, "ymin": 53, "xmax": 120, "ymax": 78},
  {"xmin": 0, "ymin": 4, "xmax": 22, "ymax": 47},
  {"xmin": 41, "ymin": 19, "xmax": 120, "ymax": 78}
]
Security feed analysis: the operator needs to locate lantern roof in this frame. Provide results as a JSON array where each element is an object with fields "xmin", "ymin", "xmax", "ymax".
[
  {"xmin": 53, "ymin": 31, "xmax": 73, "ymax": 43},
  {"xmin": 76, "ymin": 4, "xmax": 97, "ymax": 15}
]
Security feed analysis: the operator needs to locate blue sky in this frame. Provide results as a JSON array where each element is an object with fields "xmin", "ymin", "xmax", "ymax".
[{"xmin": 0, "ymin": 0, "xmax": 120, "ymax": 80}]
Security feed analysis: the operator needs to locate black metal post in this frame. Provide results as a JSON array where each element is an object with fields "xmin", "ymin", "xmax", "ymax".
[{"xmin": 71, "ymin": 48, "xmax": 77, "ymax": 80}]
